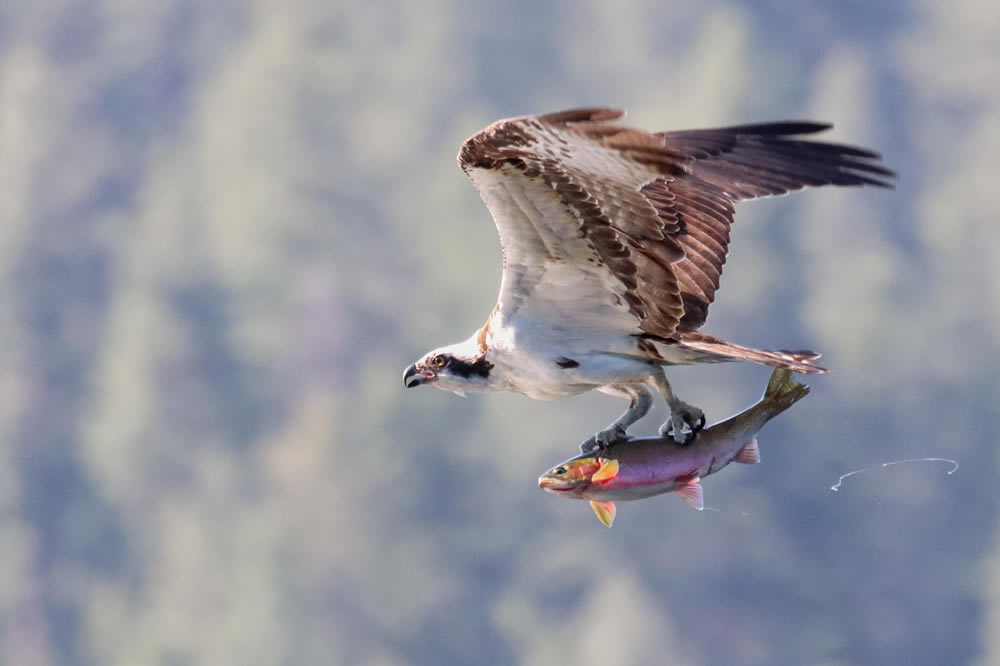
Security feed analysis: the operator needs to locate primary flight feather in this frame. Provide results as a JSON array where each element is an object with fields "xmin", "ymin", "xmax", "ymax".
[{"xmin": 403, "ymin": 107, "xmax": 893, "ymax": 449}]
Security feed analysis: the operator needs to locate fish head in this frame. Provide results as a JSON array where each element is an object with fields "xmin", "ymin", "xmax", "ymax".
[
  {"xmin": 538, "ymin": 457, "xmax": 619, "ymax": 495},
  {"xmin": 538, "ymin": 457, "xmax": 600, "ymax": 494}
]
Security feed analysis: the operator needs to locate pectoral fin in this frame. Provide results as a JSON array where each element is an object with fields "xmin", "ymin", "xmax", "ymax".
[
  {"xmin": 734, "ymin": 438, "xmax": 760, "ymax": 464},
  {"xmin": 676, "ymin": 478, "xmax": 704, "ymax": 511},
  {"xmin": 591, "ymin": 459, "xmax": 620, "ymax": 482},
  {"xmin": 589, "ymin": 500, "xmax": 617, "ymax": 527}
]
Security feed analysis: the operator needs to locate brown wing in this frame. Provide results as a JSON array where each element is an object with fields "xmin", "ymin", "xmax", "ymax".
[
  {"xmin": 458, "ymin": 108, "xmax": 894, "ymax": 341},
  {"xmin": 459, "ymin": 108, "xmax": 688, "ymax": 340},
  {"xmin": 647, "ymin": 121, "xmax": 894, "ymax": 329}
]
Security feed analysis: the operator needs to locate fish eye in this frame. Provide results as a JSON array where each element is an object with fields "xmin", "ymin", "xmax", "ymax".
[
  {"xmin": 432, "ymin": 355, "xmax": 448, "ymax": 368},
  {"xmin": 553, "ymin": 466, "xmax": 567, "ymax": 475}
]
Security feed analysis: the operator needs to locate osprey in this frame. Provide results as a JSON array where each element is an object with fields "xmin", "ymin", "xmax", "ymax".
[{"xmin": 403, "ymin": 107, "xmax": 893, "ymax": 450}]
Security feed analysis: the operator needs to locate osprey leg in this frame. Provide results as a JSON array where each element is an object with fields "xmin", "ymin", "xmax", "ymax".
[
  {"xmin": 649, "ymin": 368, "xmax": 705, "ymax": 444},
  {"xmin": 580, "ymin": 384, "xmax": 653, "ymax": 453}
]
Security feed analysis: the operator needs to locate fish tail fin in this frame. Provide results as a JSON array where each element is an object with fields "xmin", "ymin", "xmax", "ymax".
[{"xmin": 762, "ymin": 367, "xmax": 811, "ymax": 412}]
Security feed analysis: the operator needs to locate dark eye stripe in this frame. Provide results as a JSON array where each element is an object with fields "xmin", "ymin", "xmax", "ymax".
[{"xmin": 448, "ymin": 356, "xmax": 493, "ymax": 378}]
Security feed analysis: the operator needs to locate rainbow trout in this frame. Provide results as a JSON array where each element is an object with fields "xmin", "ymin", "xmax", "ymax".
[{"xmin": 538, "ymin": 368, "xmax": 809, "ymax": 526}]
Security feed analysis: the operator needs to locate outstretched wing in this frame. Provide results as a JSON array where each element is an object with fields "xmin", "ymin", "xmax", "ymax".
[
  {"xmin": 458, "ymin": 107, "xmax": 893, "ymax": 341},
  {"xmin": 647, "ymin": 120, "xmax": 893, "ymax": 329}
]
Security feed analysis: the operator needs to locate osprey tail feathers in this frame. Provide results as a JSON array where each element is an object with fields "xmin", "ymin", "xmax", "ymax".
[{"xmin": 672, "ymin": 331, "xmax": 829, "ymax": 375}]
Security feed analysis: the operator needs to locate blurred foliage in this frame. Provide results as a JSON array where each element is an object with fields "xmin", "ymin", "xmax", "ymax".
[{"xmin": 0, "ymin": 1, "xmax": 998, "ymax": 664}]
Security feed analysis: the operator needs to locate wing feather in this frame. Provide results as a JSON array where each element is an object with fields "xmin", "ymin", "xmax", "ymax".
[{"xmin": 458, "ymin": 108, "xmax": 894, "ymax": 340}]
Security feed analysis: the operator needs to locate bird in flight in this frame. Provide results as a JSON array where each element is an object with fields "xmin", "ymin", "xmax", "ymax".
[{"xmin": 403, "ymin": 107, "xmax": 893, "ymax": 450}]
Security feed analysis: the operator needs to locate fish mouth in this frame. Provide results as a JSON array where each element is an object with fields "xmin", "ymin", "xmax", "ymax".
[
  {"xmin": 538, "ymin": 476, "xmax": 581, "ymax": 493},
  {"xmin": 403, "ymin": 364, "xmax": 435, "ymax": 388}
]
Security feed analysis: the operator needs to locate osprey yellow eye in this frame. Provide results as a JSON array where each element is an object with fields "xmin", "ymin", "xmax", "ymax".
[{"xmin": 433, "ymin": 355, "xmax": 447, "ymax": 368}]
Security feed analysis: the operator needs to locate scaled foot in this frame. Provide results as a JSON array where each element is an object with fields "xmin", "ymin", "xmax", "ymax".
[
  {"xmin": 659, "ymin": 402, "xmax": 706, "ymax": 445},
  {"xmin": 579, "ymin": 424, "xmax": 628, "ymax": 453}
]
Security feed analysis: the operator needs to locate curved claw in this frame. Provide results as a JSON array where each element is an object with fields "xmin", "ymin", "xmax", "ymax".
[
  {"xmin": 660, "ymin": 405, "xmax": 706, "ymax": 445},
  {"xmin": 661, "ymin": 424, "xmax": 700, "ymax": 445},
  {"xmin": 677, "ymin": 413, "xmax": 707, "ymax": 444},
  {"xmin": 581, "ymin": 425, "xmax": 628, "ymax": 453}
]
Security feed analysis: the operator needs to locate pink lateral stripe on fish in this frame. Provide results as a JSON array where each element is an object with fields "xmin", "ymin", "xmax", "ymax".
[{"xmin": 538, "ymin": 367, "xmax": 809, "ymax": 526}]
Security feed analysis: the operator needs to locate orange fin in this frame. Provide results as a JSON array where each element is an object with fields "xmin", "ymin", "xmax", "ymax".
[
  {"xmin": 591, "ymin": 459, "xmax": 620, "ymax": 482},
  {"xmin": 734, "ymin": 438, "xmax": 760, "ymax": 465},
  {"xmin": 589, "ymin": 500, "xmax": 617, "ymax": 527},
  {"xmin": 676, "ymin": 478, "xmax": 704, "ymax": 511}
]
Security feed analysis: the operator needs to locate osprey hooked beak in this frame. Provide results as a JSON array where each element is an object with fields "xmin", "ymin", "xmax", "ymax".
[{"xmin": 403, "ymin": 363, "xmax": 435, "ymax": 388}]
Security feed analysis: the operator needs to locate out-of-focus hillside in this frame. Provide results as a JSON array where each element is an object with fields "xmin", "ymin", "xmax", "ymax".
[{"xmin": 1, "ymin": 2, "xmax": 998, "ymax": 665}]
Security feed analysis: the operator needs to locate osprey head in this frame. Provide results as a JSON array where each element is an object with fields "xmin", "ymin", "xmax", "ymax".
[{"xmin": 403, "ymin": 338, "xmax": 494, "ymax": 396}]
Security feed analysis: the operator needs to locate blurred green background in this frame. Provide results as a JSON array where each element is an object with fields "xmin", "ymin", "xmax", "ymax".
[{"xmin": 1, "ymin": 1, "xmax": 999, "ymax": 664}]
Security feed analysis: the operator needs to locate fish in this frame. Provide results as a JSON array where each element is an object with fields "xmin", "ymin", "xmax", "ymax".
[{"xmin": 538, "ymin": 367, "xmax": 810, "ymax": 526}]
